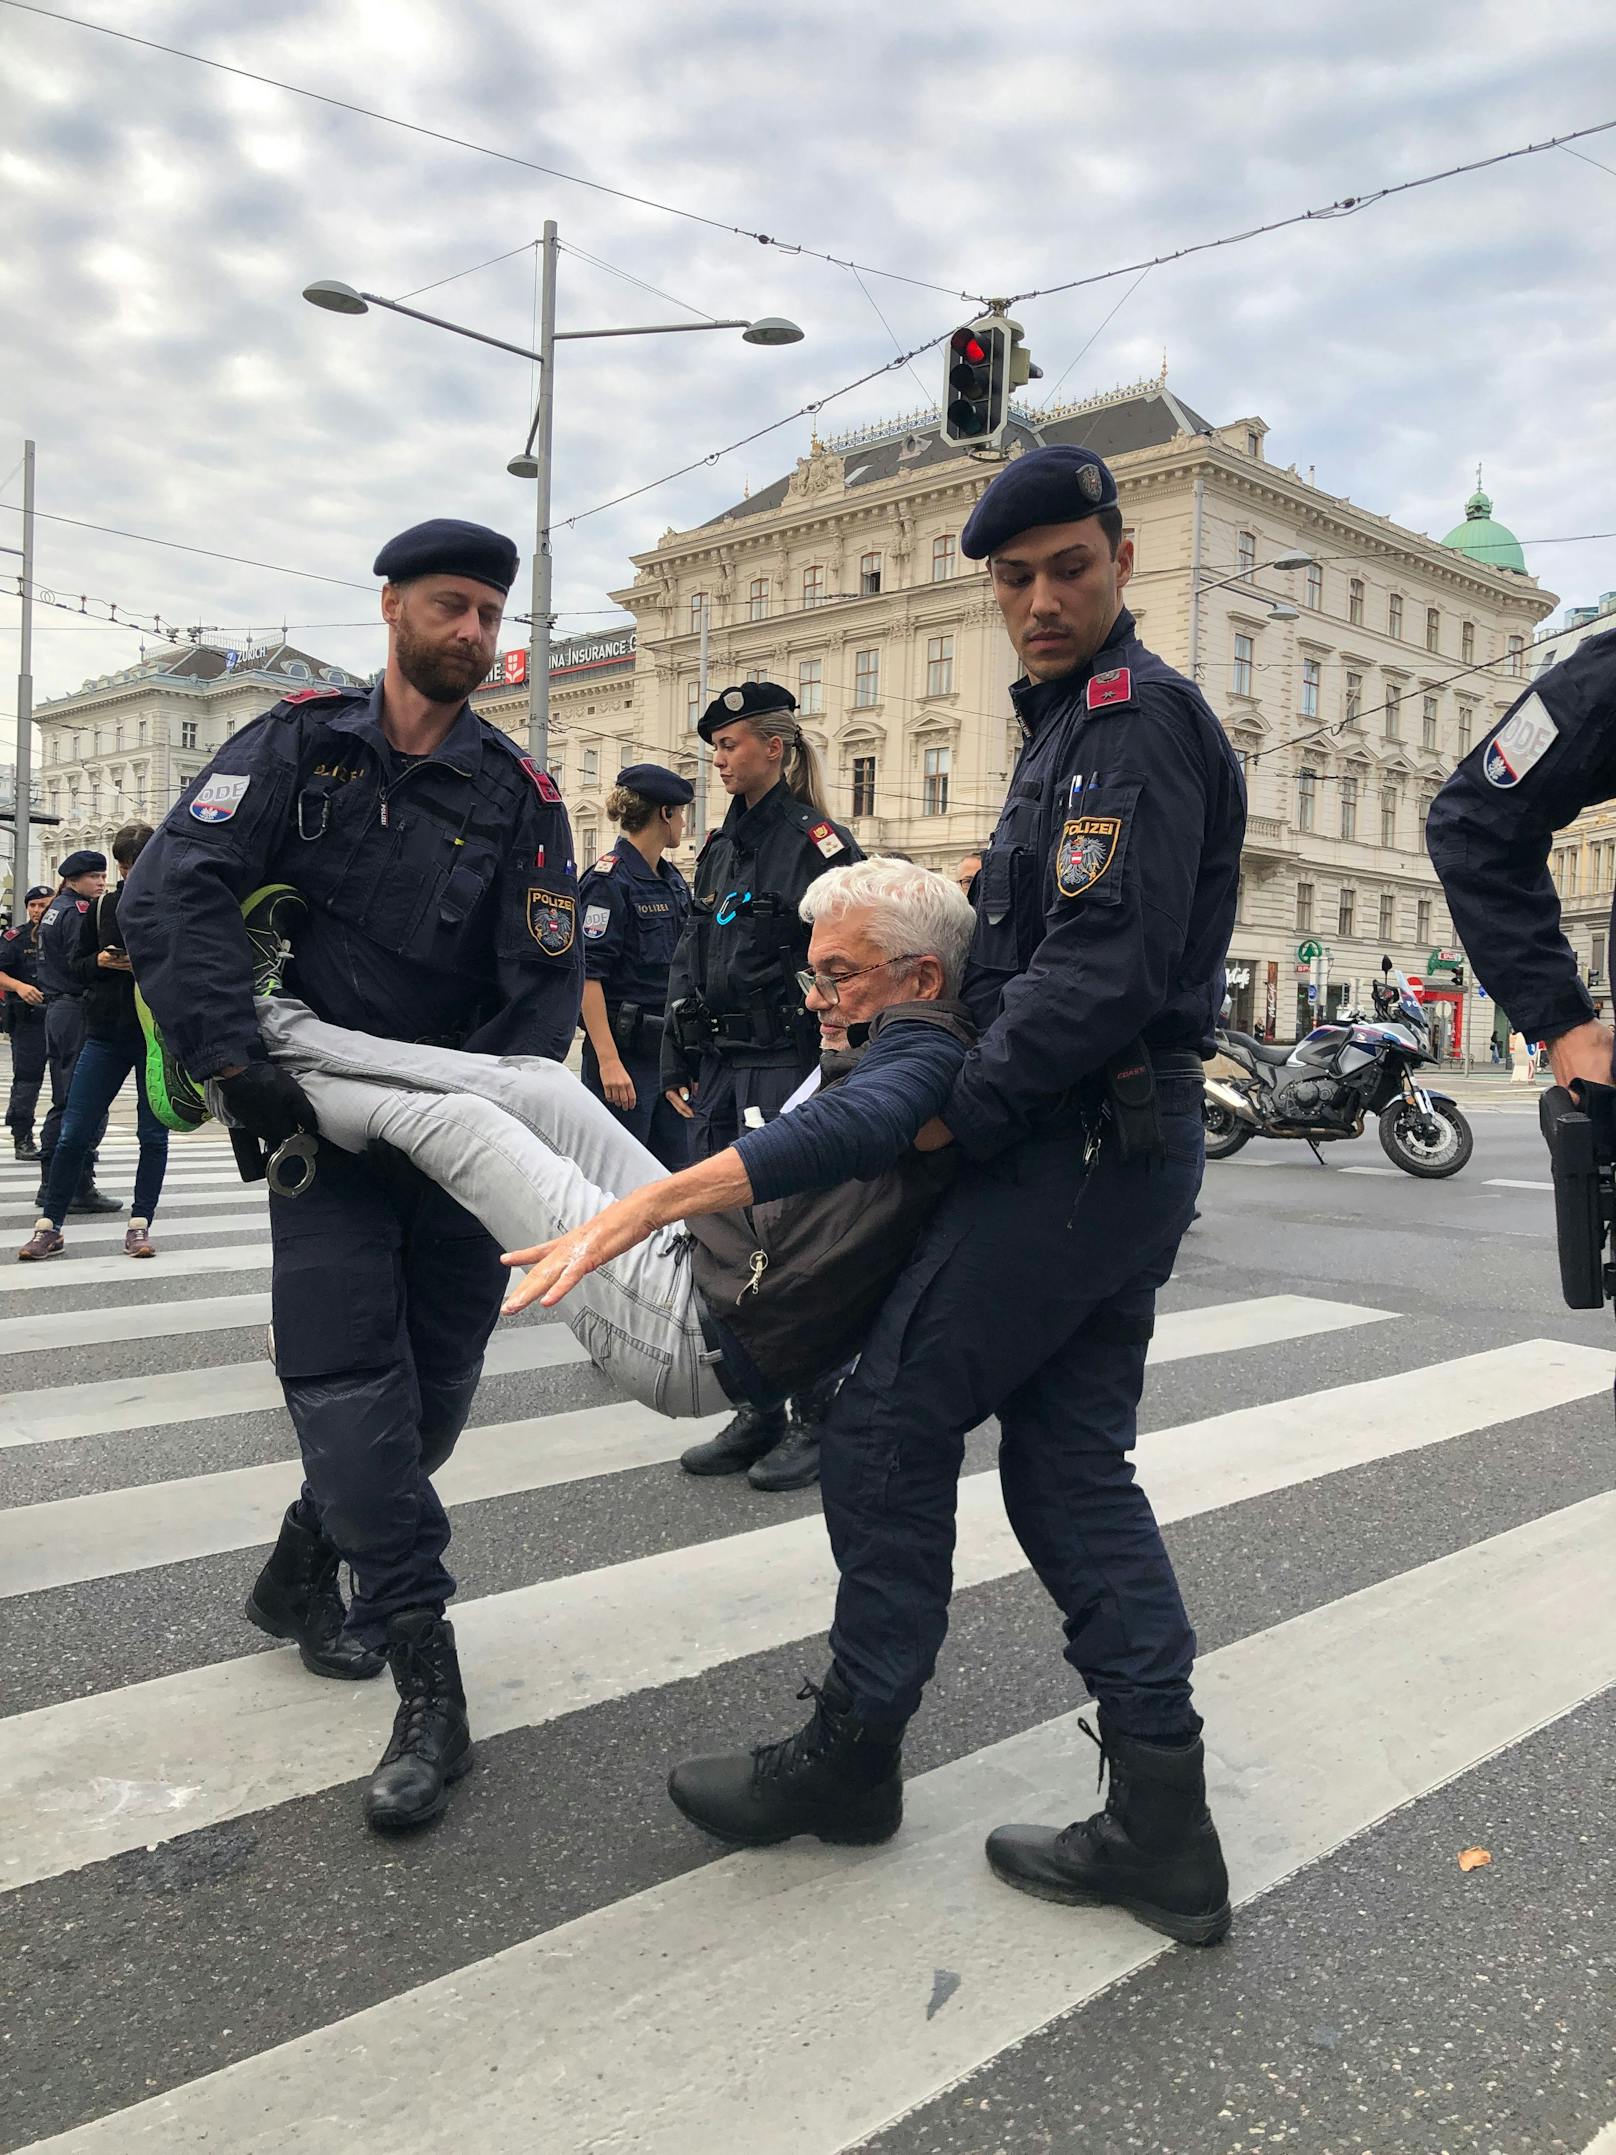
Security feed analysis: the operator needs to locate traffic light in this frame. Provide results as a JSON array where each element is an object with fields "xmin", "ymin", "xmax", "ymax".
[{"xmin": 944, "ymin": 319, "xmax": 1009, "ymax": 447}]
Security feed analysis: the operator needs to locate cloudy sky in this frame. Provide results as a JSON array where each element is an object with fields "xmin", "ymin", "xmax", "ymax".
[{"xmin": 5, "ymin": 0, "xmax": 1616, "ymax": 722}]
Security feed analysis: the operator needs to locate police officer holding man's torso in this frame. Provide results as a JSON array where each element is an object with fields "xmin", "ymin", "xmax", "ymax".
[
  {"xmin": 35, "ymin": 852, "xmax": 120, "ymax": 1212},
  {"xmin": 668, "ymin": 448, "xmax": 1248, "ymax": 1953},
  {"xmin": 0, "ymin": 886, "xmax": 56, "ymax": 1160},
  {"xmin": 577, "ymin": 762, "xmax": 693, "ymax": 1170},
  {"xmin": 121, "ymin": 519, "xmax": 581, "ymax": 1835},
  {"xmin": 660, "ymin": 679, "xmax": 861, "ymax": 1492}
]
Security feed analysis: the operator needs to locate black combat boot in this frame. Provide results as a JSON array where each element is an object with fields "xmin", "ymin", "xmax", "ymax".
[
  {"xmin": 679, "ymin": 1400, "xmax": 787, "ymax": 1477},
  {"xmin": 244, "ymin": 1503, "xmax": 385, "ymax": 1679},
  {"xmin": 364, "ymin": 1610, "xmax": 473, "ymax": 1832},
  {"xmin": 985, "ymin": 1713, "xmax": 1231, "ymax": 1945},
  {"xmin": 68, "ymin": 1185, "xmax": 121, "ymax": 1215},
  {"xmin": 747, "ymin": 1370, "xmax": 841, "ymax": 1492},
  {"xmin": 668, "ymin": 1668, "xmax": 903, "ymax": 1846},
  {"xmin": 12, "ymin": 1133, "xmax": 39, "ymax": 1161}
]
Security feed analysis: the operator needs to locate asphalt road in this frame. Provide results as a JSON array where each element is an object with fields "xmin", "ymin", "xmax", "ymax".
[{"xmin": 2, "ymin": 1100, "xmax": 1613, "ymax": 2155}]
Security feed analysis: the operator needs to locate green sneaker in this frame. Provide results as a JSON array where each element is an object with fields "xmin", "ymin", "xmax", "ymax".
[{"xmin": 136, "ymin": 883, "xmax": 308, "ymax": 1133}]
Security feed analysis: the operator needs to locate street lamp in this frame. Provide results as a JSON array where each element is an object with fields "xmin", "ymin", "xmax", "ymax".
[
  {"xmin": 1187, "ymin": 552, "xmax": 1316, "ymax": 682},
  {"xmin": 303, "ymin": 228, "xmax": 803, "ymax": 767}
]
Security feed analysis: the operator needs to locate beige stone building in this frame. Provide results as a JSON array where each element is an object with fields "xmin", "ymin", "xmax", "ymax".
[
  {"xmin": 613, "ymin": 373, "xmax": 1554, "ymax": 1044},
  {"xmin": 470, "ymin": 625, "xmax": 639, "ymax": 866}
]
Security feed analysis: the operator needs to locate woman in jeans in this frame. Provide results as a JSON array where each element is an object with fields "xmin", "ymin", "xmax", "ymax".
[{"xmin": 19, "ymin": 822, "xmax": 170, "ymax": 1261}]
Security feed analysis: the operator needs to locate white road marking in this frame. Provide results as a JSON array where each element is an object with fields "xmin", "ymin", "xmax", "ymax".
[
  {"xmin": 0, "ymin": 1292, "xmax": 274, "ymax": 1357},
  {"xmin": 0, "ymin": 1242, "xmax": 272, "ymax": 1293},
  {"xmin": 0, "ymin": 1186, "xmax": 265, "ymax": 1226},
  {"xmin": 0, "ymin": 1210, "xmax": 270, "ymax": 1251},
  {"xmin": 1484, "ymin": 1177, "xmax": 1552, "ymax": 1191}
]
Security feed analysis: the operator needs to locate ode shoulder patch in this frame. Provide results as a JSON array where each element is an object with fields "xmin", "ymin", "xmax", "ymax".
[
  {"xmin": 190, "ymin": 772, "xmax": 252, "ymax": 824},
  {"xmin": 1483, "ymin": 692, "xmax": 1559, "ymax": 789}
]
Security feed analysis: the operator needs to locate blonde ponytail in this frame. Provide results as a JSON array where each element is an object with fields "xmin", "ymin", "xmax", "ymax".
[{"xmin": 747, "ymin": 712, "xmax": 831, "ymax": 817}]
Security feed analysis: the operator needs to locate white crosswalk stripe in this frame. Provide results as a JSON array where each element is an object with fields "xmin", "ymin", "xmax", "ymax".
[{"xmin": 2, "ymin": 1196, "xmax": 1612, "ymax": 2155}]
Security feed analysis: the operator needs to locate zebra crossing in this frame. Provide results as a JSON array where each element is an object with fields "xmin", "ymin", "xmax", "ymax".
[{"xmin": 1, "ymin": 1126, "xmax": 1613, "ymax": 2154}]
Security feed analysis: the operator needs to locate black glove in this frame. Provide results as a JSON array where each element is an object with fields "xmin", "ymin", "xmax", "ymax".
[{"xmin": 216, "ymin": 1061, "xmax": 317, "ymax": 1147}]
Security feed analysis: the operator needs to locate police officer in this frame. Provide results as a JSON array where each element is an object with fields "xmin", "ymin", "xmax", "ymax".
[
  {"xmin": 1428, "ymin": 630, "xmax": 1616, "ymax": 1093},
  {"xmin": 667, "ymin": 447, "xmax": 1246, "ymax": 1949},
  {"xmin": 121, "ymin": 518, "xmax": 581, "ymax": 1834},
  {"xmin": 577, "ymin": 763, "xmax": 693, "ymax": 1169},
  {"xmin": 36, "ymin": 852, "xmax": 120, "ymax": 1212},
  {"xmin": 662, "ymin": 680, "xmax": 862, "ymax": 1491},
  {"xmin": 0, "ymin": 886, "xmax": 55, "ymax": 1159}
]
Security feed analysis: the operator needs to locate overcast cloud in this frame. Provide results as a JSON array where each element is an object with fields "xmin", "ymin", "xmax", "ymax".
[{"xmin": 4, "ymin": 0, "xmax": 1616, "ymax": 717}]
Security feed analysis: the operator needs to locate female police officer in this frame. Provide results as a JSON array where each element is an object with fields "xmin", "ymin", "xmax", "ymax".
[
  {"xmin": 661, "ymin": 679, "xmax": 861, "ymax": 1491},
  {"xmin": 577, "ymin": 763, "xmax": 693, "ymax": 1170}
]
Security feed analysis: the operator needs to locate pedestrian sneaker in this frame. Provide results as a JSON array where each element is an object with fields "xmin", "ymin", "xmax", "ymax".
[
  {"xmin": 17, "ymin": 1219, "xmax": 63, "ymax": 1262},
  {"xmin": 244, "ymin": 1502, "xmax": 385, "ymax": 1680},
  {"xmin": 985, "ymin": 1712, "xmax": 1232, "ymax": 1947},
  {"xmin": 124, "ymin": 1218, "xmax": 156, "ymax": 1258},
  {"xmin": 667, "ymin": 1668, "xmax": 904, "ymax": 1847},
  {"xmin": 365, "ymin": 1610, "xmax": 474, "ymax": 1832},
  {"xmin": 679, "ymin": 1400, "xmax": 787, "ymax": 1476}
]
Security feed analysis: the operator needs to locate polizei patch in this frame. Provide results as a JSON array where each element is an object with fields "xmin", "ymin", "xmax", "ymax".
[
  {"xmin": 526, "ymin": 888, "xmax": 575, "ymax": 954},
  {"xmin": 1056, "ymin": 814, "xmax": 1122, "ymax": 897},
  {"xmin": 189, "ymin": 773, "xmax": 252, "ymax": 823},
  {"xmin": 1483, "ymin": 693, "xmax": 1559, "ymax": 788}
]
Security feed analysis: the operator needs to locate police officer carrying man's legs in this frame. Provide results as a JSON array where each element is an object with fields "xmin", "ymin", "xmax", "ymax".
[
  {"xmin": 121, "ymin": 520, "xmax": 581, "ymax": 1833},
  {"xmin": 661, "ymin": 682, "xmax": 862, "ymax": 1492},
  {"xmin": 577, "ymin": 764, "xmax": 693, "ymax": 1171},
  {"xmin": 0, "ymin": 886, "xmax": 56, "ymax": 1159},
  {"xmin": 669, "ymin": 447, "xmax": 1247, "ymax": 1948},
  {"xmin": 35, "ymin": 853, "xmax": 120, "ymax": 1214}
]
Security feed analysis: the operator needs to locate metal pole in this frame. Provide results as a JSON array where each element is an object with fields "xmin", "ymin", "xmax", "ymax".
[
  {"xmin": 526, "ymin": 220, "xmax": 558, "ymax": 768},
  {"xmin": 14, "ymin": 440, "xmax": 35, "ymax": 907},
  {"xmin": 1187, "ymin": 472, "xmax": 1206, "ymax": 684},
  {"xmin": 695, "ymin": 595, "xmax": 711, "ymax": 844}
]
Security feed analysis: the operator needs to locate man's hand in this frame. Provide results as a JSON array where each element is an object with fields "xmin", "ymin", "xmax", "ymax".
[
  {"xmin": 216, "ymin": 1061, "xmax": 318, "ymax": 1146},
  {"xmin": 11, "ymin": 983, "xmax": 43, "ymax": 1006},
  {"xmin": 599, "ymin": 1056, "xmax": 637, "ymax": 1112},
  {"xmin": 913, "ymin": 1116, "xmax": 955, "ymax": 1152},
  {"xmin": 665, "ymin": 1084, "xmax": 696, "ymax": 1121},
  {"xmin": 502, "ymin": 1188, "xmax": 663, "ymax": 1314},
  {"xmin": 1546, "ymin": 1019, "xmax": 1615, "ymax": 1093},
  {"xmin": 96, "ymin": 948, "xmax": 133, "ymax": 973}
]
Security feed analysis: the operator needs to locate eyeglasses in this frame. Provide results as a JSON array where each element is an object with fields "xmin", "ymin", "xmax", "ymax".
[{"xmin": 794, "ymin": 954, "xmax": 923, "ymax": 1005}]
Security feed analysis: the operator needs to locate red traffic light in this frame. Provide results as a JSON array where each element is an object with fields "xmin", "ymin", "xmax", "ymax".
[{"xmin": 950, "ymin": 330, "xmax": 987, "ymax": 364}]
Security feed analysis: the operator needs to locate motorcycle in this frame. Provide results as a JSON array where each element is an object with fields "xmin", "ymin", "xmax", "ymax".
[{"xmin": 1204, "ymin": 958, "xmax": 1474, "ymax": 1178}]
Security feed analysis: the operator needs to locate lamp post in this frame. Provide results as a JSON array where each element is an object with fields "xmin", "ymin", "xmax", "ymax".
[
  {"xmin": 3, "ymin": 440, "xmax": 36, "ymax": 903},
  {"xmin": 304, "ymin": 229, "xmax": 803, "ymax": 770},
  {"xmin": 1187, "ymin": 550, "xmax": 1315, "ymax": 684}
]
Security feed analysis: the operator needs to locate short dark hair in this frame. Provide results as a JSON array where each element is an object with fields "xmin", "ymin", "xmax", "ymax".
[
  {"xmin": 111, "ymin": 820, "xmax": 155, "ymax": 869},
  {"xmin": 1096, "ymin": 506, "xmax": 1124, "ymax": 556}
]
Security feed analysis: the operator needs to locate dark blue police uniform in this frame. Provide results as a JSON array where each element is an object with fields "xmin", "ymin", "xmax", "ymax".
[
  {"xmin": 36, "ymin": 861, "xmax": 110, "ymax": 1199},
  {"xmin": 120, "ymin": 677, "xmax": 581, "ymax": 1640},
  {"xmin": 579, "ymin": 833, "xmax": 691, "ymax": 1167},
  {"xmin": 819, "ymin": 601, "xmax": 1246, "ymax": 1738},
  {"xmin": 1427, "ymin": 626, "xmax": 1616, "ymax": 1046},
  {"xmin": 0, "ymin": 902, "xmax": 48, "ymax": 1152}
]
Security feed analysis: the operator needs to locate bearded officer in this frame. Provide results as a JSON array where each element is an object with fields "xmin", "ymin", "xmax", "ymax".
[
  {"xmin": 0, "ymin": 886, "xmax": 55, "ymax": 1160},
  {"xmin": 661, "ymin": 680, "xmax": 862, "ymax": 1492},
  {"xmin": 121, "ymin": 518, "xmax": 581, "ymax": 1834},
  {"xmin": 35, "ymin": 852, "xmax": 120, "ymax": 1212},
  {"xmin": 667, "ymin": 447, "xmax": 1246, "ymax": 1949}
]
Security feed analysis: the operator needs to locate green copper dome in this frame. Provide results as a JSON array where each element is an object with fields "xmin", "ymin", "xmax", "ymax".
[{"xmin": 1442, "ymin": 477, "xmax": 1525, "ymax": 575}]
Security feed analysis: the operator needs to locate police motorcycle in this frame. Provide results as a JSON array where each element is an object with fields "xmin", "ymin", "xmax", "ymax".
[{"xmin": 1203, "ymin": 958, "xmax": 1474, "ymax": 1178}]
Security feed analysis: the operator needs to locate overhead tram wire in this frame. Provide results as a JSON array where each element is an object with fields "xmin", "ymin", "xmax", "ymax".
[{"xmin": 0, "ymin": 1, "xmax": 989, "ymax": 307}]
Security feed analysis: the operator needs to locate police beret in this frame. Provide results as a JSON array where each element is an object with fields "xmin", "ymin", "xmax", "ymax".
[
  {"xmin": 56, "ymin": 850, "xmax": 107, "ymax": 879},
  {"xmin": 697, "ymin": 678, "xmax": 797, "ymax": 744},
  {"xmin": 615, "ymin": 762, "xmax": 694, "ymax": 807},
  {"xmin": 24, "ymin": 885, "xmax": 52, "ymax": 902},
  {"xmin": 960, "ymin": 446, "xmax": 1119, "ymax": 560},
  {"xmin": 372, "ymin": 518, "xmax": 519, "ymax": 597}
]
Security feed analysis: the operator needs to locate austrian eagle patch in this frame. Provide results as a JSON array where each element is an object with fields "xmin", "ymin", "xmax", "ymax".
[
  {"xmin": 1056, "ymin": 815, "xmax": 1122, "ymax": 899},
  {"xmin": 526, "ymin": 888, "xmax": 576, "ymax": 954}
]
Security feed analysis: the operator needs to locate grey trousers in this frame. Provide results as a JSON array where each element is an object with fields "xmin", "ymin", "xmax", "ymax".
[{"xmin": 249, "ymin": 1000, "xmax": 728, "ymax": 1419}]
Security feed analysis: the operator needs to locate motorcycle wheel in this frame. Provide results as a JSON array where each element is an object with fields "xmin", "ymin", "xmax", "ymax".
[
  {"xmin": 1203, "ymin": 1099, "xmax": 1254, "ymax": 1160},
  {"xmin": 1377, "ymin": 1098, "xmax": 1474, "ymax": 1178}
]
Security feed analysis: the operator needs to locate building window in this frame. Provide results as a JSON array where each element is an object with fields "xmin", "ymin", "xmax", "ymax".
[
  {"xmin": 1594, "ymin": 930, "xmax": 1607, "ymax": 982},
  {"xmin": 1422, "ymin": 694, "xmax": 1439, "ymax": 751},
  {"xmin": 747, "ymin": 576, "xmax": 770, "ymax": 621},
  {"xmin": 1348, "ymin": 578, "xmax": 1364, "ymax": 626},
  {"xmin": 922, "ymin": 745, "xmax": 950, "ymax": 815},
  {"xmin": 1388, "ymin": 593, "xmax": 1405, "ymax": 640},
  {"xmin": 1417, "ymin": 897, "xmax": 1433, "ymax": 944},
  {"xmin": 925, "ymin": 635, "xmax": 954, "ymax": 697},
  {"xmin": 854, "ymin": 647, "xmax": 880, "ymax": 708},
  {"xmin": 1384, "ymin": 684, "xmax": 1401, "ymax": 740},
  {"xmin": 859, "ymin": 551, "xmax": 881, "ymax": 596},
  {"xmin": 1296, "ymin": 879, "xmax": 1314, "ymax": 932},
  {"xmin": 138, "ymin": 719, "xmax": 148, "ymax": 745},
  {"xmin": 802, "ymin": 564, "xmax": 825, "ymax": 610},
  {"xmin": 1340, "ymin": 775, "xmax": 1358, "ymax": 840},
  {"xmin": 582, "ymin": 748, "xmax": 598, "ymax": 784},
  {"xmin": 1236, "ymin": 530, "xmax": 1257, "ymax": 576},
  {"xmin": 1425, "ymin": 606, "xmax": 1441, "ymax": 655},
  {"xmin": 1232, "ymin": 634, "xmax": 1254, "ymax": 698},
  {"xmin": 1508, "ymin": 634, "xmax": 1524, "ymax": 677},
  {"xmin": 1297, "ymin": 768, "xmax": 1316, "ymax": 832},
  {"xmin": 1378, "ymin": 891, "xmax": 1396, "ymax": 941},
  {"xmin": 180, "ymin": 719, "xmax": 198, "ymax": 749},
  {"xmin": 1338, "ymin": 886, "xmax": 1356, "ymax": 938},
  {"xmin": 797, "ymin": 657, "xmax": 824, "ymax": 715},
  {"xmin": 1246, "ymin": 429, "xmax": 1261, "ymax": 458},
  {"xmin": 852, "ymin": 756, "xmax": 877, "ymax": 818},
  {"xmin": 689, "ymin": 592, "xmax": 708, "ymax": 632},
  {"xmin": 1461, "ymin": 620, "xmax": 1476, "ymax": 664},
  {"xmin": 746, "ymin": 664, "xmax": 771, "ymax": 683},
  {"xmin": 931, "ymin": 533, "xmax": 956, "ymax": 583},
  {"xmin": 1305, "ymin": 562, "xmax": 1323, "ymax": 609},
  {"xmin": 1300, "ymin": 657, "xmax": 1320, "ymax": 718},
  {"xmin": 580, "ymin": 825, "xmax": 598, "ymax": 862},
  {"xmin": 1381, "ymin": 788, "xmax": 1399, "ymax": 847},
  {"xmin": 1457, "ymin": 703, "xmax": 1474, "ymax": 756},
  {"xmin": 1344, "ymin": 671, "xmax": 1363, "ymax": 728},
  {"xmin": 551, "ymin": 744, "xmax": 567, "ymax": 787},
  {"xmin": 686, "ymin": 679, "xmax": 700, "ymax": 731}
]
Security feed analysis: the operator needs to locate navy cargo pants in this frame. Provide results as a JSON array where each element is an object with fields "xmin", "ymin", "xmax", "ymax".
[
  {"xmin": 582, "ymin": 1033, "xmax": 691, "ymax": 1172},
  {"xmin": 269, "ymin": 1141, "xmax": 505, "ymax": 1645},
  {"xmin": 821, "ymin": 1074, "xmax": 1205, "ymax": 1742},
  {"xmin": 686, "ymin": 1053, "xmax": 811, "ymax": 1161}
]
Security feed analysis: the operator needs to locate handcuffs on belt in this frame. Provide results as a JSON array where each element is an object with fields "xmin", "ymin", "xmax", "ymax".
[{"xmin": 266, "ymin": 1131, "xmax": 319, "ymax": 1197}]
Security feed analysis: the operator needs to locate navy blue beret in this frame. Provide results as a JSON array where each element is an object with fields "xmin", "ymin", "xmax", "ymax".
[
  {"xmin": 57, "ymin": 850, "xmax": 107, "ymax": 879},
  {"xmin": 615, "ymin": 762, "xmax": 694, "ymax": 807},
  {"xmin": 25, "ymin": 884, "xmax": 52, "ymax": 902},
  {"xmin": 697, "ymin": 678, "xmax": 797, "ymax": 743},
  {"xmin": 372, "ymin": 518, "xmax": 519, "ymax": 596},
  {"xmin": 960, "ymin": 446, "xmax": 1119, "ymax": 560}
]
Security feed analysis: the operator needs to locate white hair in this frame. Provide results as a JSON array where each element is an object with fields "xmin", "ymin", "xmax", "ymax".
[{"xmin": 798, "ymin": 857, "xmax": 977, "ymax": 995}]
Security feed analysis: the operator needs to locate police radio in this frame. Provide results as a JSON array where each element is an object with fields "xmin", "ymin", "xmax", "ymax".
[{"xmin": 1540, "ymin": 1082, "xmax": 1616, "ymax": 1309}]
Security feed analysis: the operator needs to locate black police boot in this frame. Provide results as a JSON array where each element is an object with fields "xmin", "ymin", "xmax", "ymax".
[
  {"xmin": 985, "ymin": 1713, "xmax": 1232, "ymax": 1946},
  {"xmin": 69, "ymin": 1185, "xmax": 121, "ymax": 1215},
  {"xmin": 364, "ymin": 1610, "xmax": 474, "ymax": 1832},
  {"xmin": 244, "ymin": 1503, "xmax": 385, "ymax": 1680},
  {"xmin": 667, "ymin": 1668, "xmax": 903, "ymax": 1847},
  {"xmin": 679, "ymin": 1400, "xmax": 787, "ymax": 1477},
  {"xmin": 747, "ymin": 1371, "xmax": 841, "ymax": 1492},
  {"xmin": 12, "ymin": 1133, "xmax": 39, "ymax": 1161}
]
